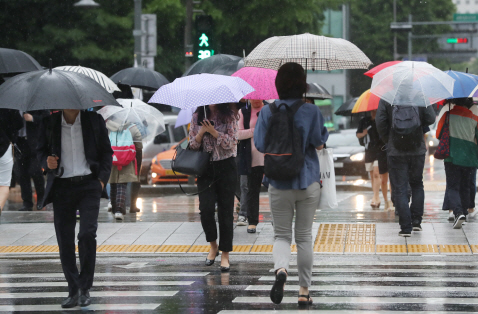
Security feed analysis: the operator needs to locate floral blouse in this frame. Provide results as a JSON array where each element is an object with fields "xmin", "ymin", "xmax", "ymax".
[{"xmin": 189, "ymin": 112, "xmax": 238, "ymax": 161}]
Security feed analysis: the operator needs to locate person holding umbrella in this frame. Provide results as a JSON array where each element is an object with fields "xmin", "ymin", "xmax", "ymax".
[{"xmin": 188, "ymin": 104, "xmax": 239, "ymax": 272}]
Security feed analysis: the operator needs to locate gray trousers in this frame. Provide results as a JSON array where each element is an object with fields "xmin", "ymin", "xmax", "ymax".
[{"xmin": 269, "ymin": 182, "xmax": 320, "ymax": 288}]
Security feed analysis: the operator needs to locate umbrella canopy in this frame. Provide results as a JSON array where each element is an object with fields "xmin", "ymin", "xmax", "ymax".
[
  {"xmin": 183, "ymin": 54, "xmax": 242, "ymax": 76},
  {"xmin": 231, "ymin": 67, "xmax": 278, "ymax": 100},
  {"xmin": 442, "ymin": 70, "xmax": 478, "ymax": 98},
  {"xmin": 175, "ymin": 108, "xmax": 194, "ymax": 128},
  {"xmin": 0, "ymin": 48, "xmax": 42, "ymax": 75},
  {"xmin": 364, "ymin": 61, "xmax": 402, "ymax": 78},
  {"xmin": 110, "ymin": 67, "xmax": 169, "ymax": 91},
  {"xmin": 335, "ymin": 97, "xmax": 359, "ymax": 116},
  {"xmin": 55, "ymin": 65, "xmax": 120, "ymax": 93},
  {"xmin": 351, "ymin": 89, "xmax": 381, "ymax": 113},
  {"xmin": 148, "ymin": 73, "xmax": 254, "ymax": 111},
  {"xmin": 244, "ymin": 33, "xmax": 372, "ymax": 71},
  {"xmin": 0, "ymin": 69, "xmax": 119, "ymax": 111},
  {"xmin": 304, "ymin": 82, "xmax": 332, "ymax": 99},
  {"xmin": 371, "ymin": 61, "xmax": 455, "ymax": 107},
  {"xmin": 210, "ymin": 59, "xmax": 244, "ymax": 76},
  {"xmin": 98, "ymin": 99, "xmax": 165, "ymax": 142}
]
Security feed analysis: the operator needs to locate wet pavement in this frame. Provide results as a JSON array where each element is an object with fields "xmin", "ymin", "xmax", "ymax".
[{"xmin": 0, "ymin": 155, "xmax": 478, "ymax": 312}]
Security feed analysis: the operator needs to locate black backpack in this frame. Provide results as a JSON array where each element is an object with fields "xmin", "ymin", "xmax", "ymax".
[
  {"xmin": 263, "ymin": 100, "xmax": 305, "ymax": 181},
  {"xmin": 391, "ymin": 105, "xmax": 422, "ymax": 151}
]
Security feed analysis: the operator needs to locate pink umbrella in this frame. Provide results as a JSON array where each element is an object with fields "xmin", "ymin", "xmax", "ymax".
[{"xmin": 231, "ymin": 67, "xmax": 279, "ymax": 100}]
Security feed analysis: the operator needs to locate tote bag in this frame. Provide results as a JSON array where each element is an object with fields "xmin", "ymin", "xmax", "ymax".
[
  {"xmin": 317, "ymin": 148, "xmax": 338, "ymax": 209},
  {"xmin": 434, "ymin": 112, "xmax": 450, "ymax": 160}
]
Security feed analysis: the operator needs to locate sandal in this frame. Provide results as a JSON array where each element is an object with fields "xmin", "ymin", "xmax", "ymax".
[
  {"xmin": 270, "ymin": 268, "xmax": 287, "ymax": 304},
  {"xmin": 298, "ymin": 294, "xmax": 313, "ymax": 306}
]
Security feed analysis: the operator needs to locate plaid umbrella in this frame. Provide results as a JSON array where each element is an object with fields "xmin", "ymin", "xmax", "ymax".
[
  {"xmin": 56, "ymin": 65, "xmax": 120, "ymax": 93},
  {"xmin": 244, "ymin": 33, "xmax": 372, "ymax": 71}
]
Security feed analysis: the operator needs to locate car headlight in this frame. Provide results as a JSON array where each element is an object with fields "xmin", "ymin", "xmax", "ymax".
[
  {"xmin": 350, "ymin": 152, "xmax": 365, "ymax": 161},
  {"xmin": 152, "ymin": 172, "xmax": 158, "ymax": 178},
  {"xmin": 429, "ymin": 141, "xmax": 435, "ymax": 147}
]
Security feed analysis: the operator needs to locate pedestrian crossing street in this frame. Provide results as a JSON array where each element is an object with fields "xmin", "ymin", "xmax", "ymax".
[{"xmin": 1, "ymin": 260, "xmax": 478, "ymax": 312}]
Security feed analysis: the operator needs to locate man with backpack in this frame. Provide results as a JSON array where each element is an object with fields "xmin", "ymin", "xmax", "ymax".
[
  {"xmin": 37, "ymin": 109, "xmax": 113, "ymax": 308},
  {"xmin": 376, "ymin": 99, "xmax": 435, "ymax": 237}
]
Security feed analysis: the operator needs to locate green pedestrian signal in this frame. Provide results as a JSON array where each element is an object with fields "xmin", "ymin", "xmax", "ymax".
[{"xmin": 194, "ymin": 15, "xmax": 215, "ymax": 61}]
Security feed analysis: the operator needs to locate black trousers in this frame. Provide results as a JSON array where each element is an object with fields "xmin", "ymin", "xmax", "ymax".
[
  {"xmin": 444, "ymin": 162, "xmax": 475, "ymax": 217},
  {"xmin": 52, "ymin": 178, "xmax": 102, "ymax": 296},
  {"xmin": 14, "ymin": 137, "xmax": 45, "ymax": 208},
  {"xmin": 197, "ymin": 157, "xmax": 237, "ymax": 252},
  {"xmin": 245, "ymin": 166, "xmax": 264, "ymax": 226}
]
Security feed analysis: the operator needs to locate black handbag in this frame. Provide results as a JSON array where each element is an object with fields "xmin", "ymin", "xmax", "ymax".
[{"xmin": 171, "ymin": 143, "xmax": 211, "ymax": 177}]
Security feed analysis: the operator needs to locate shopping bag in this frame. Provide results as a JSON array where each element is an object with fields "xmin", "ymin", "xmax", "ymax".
[{"xmin": 317, "ymin": 148, "xmax": 338, "ymax": 209}]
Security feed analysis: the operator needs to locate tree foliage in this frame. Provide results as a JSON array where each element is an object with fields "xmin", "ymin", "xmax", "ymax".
[{"xmin": 349, "ymin": 0, "xmax": 455, "ymax": 96}]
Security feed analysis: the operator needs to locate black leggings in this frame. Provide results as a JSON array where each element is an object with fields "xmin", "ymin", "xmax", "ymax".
[{"xmin": 197, "ymin": 157, "xmax": 237, "ymax": 252}]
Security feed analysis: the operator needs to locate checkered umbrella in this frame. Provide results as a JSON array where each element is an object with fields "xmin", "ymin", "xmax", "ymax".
[{"xmin": 244, "ymin": 33, "xmax": 372, "ymax": 71}]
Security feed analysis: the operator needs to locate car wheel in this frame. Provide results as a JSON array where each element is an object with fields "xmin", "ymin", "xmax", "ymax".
[{"xmin": 147, "ymin": 168, "xmax": 153, "ymax": 185}]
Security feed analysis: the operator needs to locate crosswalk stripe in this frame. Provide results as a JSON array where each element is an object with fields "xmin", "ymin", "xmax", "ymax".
[
  {"xmin": 259, "ymin": 276, "xmax": 478, "ymax": 282},
  {"xmin": 292, "ymin": 261, "xmax": 478, "ymax": 266},
  {"xmin": 232, "ymin": 296, "xmax": 478, "ymax": 304},
  {"xmin": 0, "ymin": 303, "xmax": 160, "ymax": 311},
  {"xmin": 219, "ymin": 311, "xmax": 473, "ymax": 314},
  {"xmin": 0, "ymin": 281, "xmax": 194, "ymax": 288},
  {"xmin": 0, "ymin": 272, "xmax": 209, "ymax": 279},
  {"xmin": 246, "ymin": 285, "xmax": 478, "ymax": 292},
  {"xmin": 273, "ymin": 268, "xmax": 478, "ymax": 274},
  {"xmin": 0, "ymin": 291, "xmax": 177, "ymax": 298}
]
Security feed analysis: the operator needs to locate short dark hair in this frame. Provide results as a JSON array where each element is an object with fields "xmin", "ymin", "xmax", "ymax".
[{"xmin": 275, "ymin": 62, "xmax": 307, "ymax": 99}]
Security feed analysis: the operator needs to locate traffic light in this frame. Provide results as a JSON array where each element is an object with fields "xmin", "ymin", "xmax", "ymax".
[
  {"xmin": 194, "ymin": 15, "xmax": 215, "ymax": 60},
  {"xmin": 447, "ymin": 38, "xmax": 468, "ymax": 44}
]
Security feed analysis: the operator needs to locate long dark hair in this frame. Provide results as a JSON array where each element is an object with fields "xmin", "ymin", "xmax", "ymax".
[
  {"xmin": 445, "ymin": 97, "xmax": 473, "ymax": 109},
  {"xmin": 196, "ymin": 103, "xmax": 237, "ymax": 124}
]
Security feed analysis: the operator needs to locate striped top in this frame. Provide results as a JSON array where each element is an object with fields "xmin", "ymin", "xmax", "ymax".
[{"xmin": 436, "ymin": 104, "xmax": 478, "ymax": 168}]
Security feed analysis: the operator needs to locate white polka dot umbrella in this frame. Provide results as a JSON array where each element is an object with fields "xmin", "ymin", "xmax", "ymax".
[{"xmin": 148, "ymin": 73, "xmax": 255, "ymax": 110}]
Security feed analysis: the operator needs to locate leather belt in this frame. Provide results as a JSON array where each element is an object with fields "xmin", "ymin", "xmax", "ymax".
[{"xmin": 57, "ymin": 173, "xmax": 95, "ymax": 183}]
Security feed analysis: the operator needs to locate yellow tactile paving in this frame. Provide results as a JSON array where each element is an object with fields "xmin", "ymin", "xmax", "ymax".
[
  {"xmin": 31, "ymin": 245, "xmax": 59, "ymax": 253},
  {"xmin": 407, "ymin": 244, "xmax": 439, "ymax": 254},
  {"xmin": 96, "ymin": 245, "xmax": 130, "ymax": 253},
  {"xmin": 314, "ymin": 244, "xmax": 344, "ymax": 253},
  {"xmin": 0, "ymin": 246, "xmax": 7, "ymax": 253},
  {"xmin": 125, "ymin": 245, "xmax": 161, "ymax": 253},
  {"xmin": 376, "ymin": 245, "xmax": 407, "ymax": 254},
  {"xmin": 470, "ymin": 245, "xmax": 478, "ymax": 253},
  {"xmin": 291, "ymin": 245, "xmax": 297, "ymax": 253},
  {"xmin": 0, "ymin": 246, "xmax": 37, "ymax": 253},
  {"xmin": 250, "ymin": 245, "xmax": 273, "ymax": 253},
  {"xmin": 439, "ymin": 244, "xmax": 472, "ymax": 254},
  {"xmin": 346, "ymin": 224, "xmax": 376, "ymax": 245},
  {"xmin": 344, "ymin": 244, "xmax": 375, "ymax": 253},
  {"xmin": 188, "ymin": 245, "xmax": 210, "ymax": 253},
  {"xmin": 233, "ymin": 245, "xmax": 252, "ymax": 253},
  {"xmin": 315, "ymin": 223, "xmax": 347, "ymax": 245},
  {"xmin": 157, "ymin": 245, "xmax": 191, "ymax": 253}
]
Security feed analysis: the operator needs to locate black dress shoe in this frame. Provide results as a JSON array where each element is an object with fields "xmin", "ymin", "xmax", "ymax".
[
  {"xmin": 220, "ymin": 265, "xmax": 230, "ymax": 272},
  {"xmin": 247, "ymin": 228, "xmax": 256, "ymax": 233},
  {"xmin": 79, "ymin": 289, "xmax": 91, "ymax": 307},
  {"xmin": 36, "ymin": 204, "xmax": 44, "ymax": 211},
  {"xmin": 18, "ymin": 206, "xmax": 32, "ymax": 211},
  {"xmin": 205, "ymin": 251, "xmax": 219, "ymax": 266},
  {"xmin": 61, "ymin": 294, "xmax": 78, "ymax": 308}
]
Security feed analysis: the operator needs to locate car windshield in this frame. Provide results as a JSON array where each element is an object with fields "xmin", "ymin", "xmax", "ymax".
[{"xmin": 326, "ymin": 131, "xmax": 360, "ymax": 148}]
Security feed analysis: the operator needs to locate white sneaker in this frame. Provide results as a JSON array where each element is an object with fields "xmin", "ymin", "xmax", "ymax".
[
  {"xmin": 237, "ymin": 216, "xmax": 247, "ymax": 226},
  {"xmin": 107, "ymin": 202, "xmax": 112, "ymax": 212},
  {"xmin": 114, "ymin": 212, "xmax": 124, "ymax": 221},
  {"xmin": 448, "ymin": 211, "xmax": 455, "ymax": 221},
  {"xmin": 469, "ymin": 208, "xmax": 478, "ymax": 218},
  {"xmin": 453, "ymin": 215, "xmax": 466, "ymax": 229}
]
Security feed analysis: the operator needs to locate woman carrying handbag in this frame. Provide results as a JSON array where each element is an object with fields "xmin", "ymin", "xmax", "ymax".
[{"xmin": 188, "ymin": 103, "xmax": 239, "ymax": 272}]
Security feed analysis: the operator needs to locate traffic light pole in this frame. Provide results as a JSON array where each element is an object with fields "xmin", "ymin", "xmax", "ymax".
[
  {"xmin": 184, "ymin": 0, "xmax": 193, "ymax": 71},
  {"xmin": 408, "ymin": 14, "xmax": 412, "ymax": 61},
  {"xmin": 133, "ymin": 0, "xmax": 142, "ymax": 67}
]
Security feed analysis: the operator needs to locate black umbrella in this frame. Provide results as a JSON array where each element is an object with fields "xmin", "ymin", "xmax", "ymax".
[
  {"xmin": 335, "ymin": 97, "xmax": 359, "ymax": 116},
  {"xmin": 182, "ymin": 54, "xmax": 242, "ymax": 76},
  {"xmin": 0, "ymin": 48, "xmax": 42, "ymax": 75},
  {"xmin": 210, "ymin": 59, "xmax": 244, "ymax": 76},
  {"xmin": 110, "ymin": 67, "xmax": 169, "ymax": 91},
  {"xmin": 0, "ymin": 66, "xmax": 119, "ymax": 111},
  {"xmin": 304, "ymin": 82, "xmax": 332, "ymax": 99}
]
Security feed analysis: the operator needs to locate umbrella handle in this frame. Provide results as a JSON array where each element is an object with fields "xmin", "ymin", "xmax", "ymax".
[{"xmin": 51, "ymin": 154, "xmax": 64, "ymax": 177}]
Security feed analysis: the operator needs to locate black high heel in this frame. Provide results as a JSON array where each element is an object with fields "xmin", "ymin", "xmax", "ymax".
[
  {"xmin": 298, "ymin": 294, "xmax": 313, "ymax": 306},
  {"xmin": 205, "ymin": 250, "xmax": 219, "ymax": 266}
]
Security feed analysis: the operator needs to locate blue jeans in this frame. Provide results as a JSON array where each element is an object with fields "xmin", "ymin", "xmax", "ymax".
[
  {"xmin": 444, "ymin": 162, "xmax": 475, "ymax": 217},
  {"xmin": 388, "ymin": 155, "xmax": 426, "ymax": 232}
]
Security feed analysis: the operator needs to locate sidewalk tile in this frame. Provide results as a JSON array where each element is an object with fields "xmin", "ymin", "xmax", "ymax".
[
  {"xmin": 439, "ymin": 244, "xmax": 472, "ymax": 254},
  {"xmin": 376, "ymin": 244, "xmax": 407, "ymax": 254},
  {"xmin": 407, "ymin": 244, "xmax": 439, "ymax": 254}
]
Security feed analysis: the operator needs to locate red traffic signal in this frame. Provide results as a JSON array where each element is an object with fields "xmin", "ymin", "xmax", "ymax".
[{"xmin": 447, "ymin": 38, "xmax": 468, "ymax": 44}]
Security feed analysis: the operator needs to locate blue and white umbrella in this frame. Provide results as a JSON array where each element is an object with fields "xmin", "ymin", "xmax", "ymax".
[
  {"xmin": 148, "ymin": 73, "xmax": 254, "ymax": 111},
  {"xmin": 443, "ymin": 70, "xmax": 478, "ymax": 99}
]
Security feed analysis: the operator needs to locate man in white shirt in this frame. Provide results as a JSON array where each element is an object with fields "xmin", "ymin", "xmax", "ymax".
[{"xmin": 37, "ymin": 109, "xmax": 113, "ymax": 308}]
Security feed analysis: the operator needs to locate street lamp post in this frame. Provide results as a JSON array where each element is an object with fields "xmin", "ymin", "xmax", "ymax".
[{"xmin": 133, "ymin": 0, "xmax": 142, "ymax": 67}]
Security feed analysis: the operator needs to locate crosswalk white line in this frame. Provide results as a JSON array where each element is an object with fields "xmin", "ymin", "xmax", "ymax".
[
  {"xmin": 259, "ymin": 276, "xmax": 478, "ymax": 282},
  {"xmin": 232, "ymin": 296, "xmax": 478, "ymax": 304},
  {"xmin": 272, "ymin": 268, "xmax": 478, "ymax": 274},
  {"xmin": 292, "ymin": 261, "xmax": 478, "ymax": 266},
  {"xmin": 0, "ymin": 291, "xmax": 177, "ymax": 298},
  {"xmin": 0, "ymin": 281, "xmax": 194, "ymax": 288},
  {"xmin": 219, "ymin": 311, "xmax": 473, "ymax": 314},
  {"xmin": 246, "ymin": 285, "xmax": 478, "ymax": 292},
  {"xmin": 0, "ymin": 303, "xmax": 160, "ymax": 312},
  {"xmin": 0, "ymin": 272, "xmax": 209, "ymax": 279}
]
